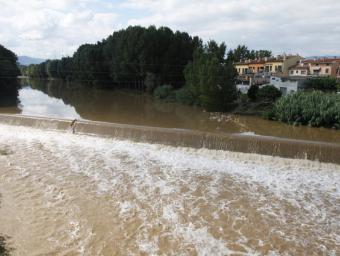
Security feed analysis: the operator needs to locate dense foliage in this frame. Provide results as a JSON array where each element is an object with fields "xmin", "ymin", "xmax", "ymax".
[
  {"xmin": 22, "ymin": 26, "xmax": 201, "ymax": 89},
  {"xmin": 227, "ymin": 45, "xmax": 272, "ymax": 63},
  {"xmin": 184, "ymin": 41, "xmax": 238, "ymax": 111},
  {"xmin": 153, "ymin": 84, "xmax": 174, "ymax": 100},
  {"xmin": 0, "ymin": 44, "xmax": 20, "ymax": 81},
  {"xmin": 269, "ymin": 91, "xmax": 340, "ymax": 128},
  {"xmin": 247, "ymin": 85, "xmax": 259, "ymax": 101},
  {"xmin": 0, "ymin": 44, "xmax": 20, "ymax": 106},
  {"xmin": 257, "ymin": 85, "xmax": 282, "ymax": 102},
  {"xmin": 305, "ymin": 77, "xmax": 338, "ymax": 92}
]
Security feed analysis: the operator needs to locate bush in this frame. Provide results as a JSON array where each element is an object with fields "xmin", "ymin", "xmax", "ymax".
[
  {"xmin": 257, "ymin": 85, "xmax": 282, "ymax": 102},
  {"xmin": 247, "ymin": 85, "xmax": 259, "ymax": 101},
  {"xmin": 175, "ymin": 87, "xmax": 195, "ymax": 105},
  {"xmin": 144, "ymin": 72, "xmax": 159, "ymax": 94},
  {"xmin": 305, "ymin": 77, "xmax": 337, "ymax": 92},
  {"xmin": 271, "ymin": 91, "xmax": 340, "ymax": 128},
  {"xmin": 153, "ymin": 85, "xmax": 175, "ymax": 101}
]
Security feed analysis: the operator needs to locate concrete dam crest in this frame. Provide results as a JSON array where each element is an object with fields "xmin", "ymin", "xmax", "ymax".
[{"xmin": 0, "ymin": 114, "xmax": 339, "ymax": 164}]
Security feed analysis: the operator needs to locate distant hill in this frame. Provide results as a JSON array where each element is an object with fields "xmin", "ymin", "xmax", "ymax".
[
  {"xmin": 305, "ymin": 55, "xmax": 340, "ymax": 59},
  {"xmin": 18, "ymin": 56, "xmax": 45, "ymax": 66}
]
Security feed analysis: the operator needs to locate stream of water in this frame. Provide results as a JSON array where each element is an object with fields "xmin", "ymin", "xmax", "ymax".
[
  {"xmin": 0, "ymin": 124, "xmax": 339, "ymax": 255},
  {"xmin": 0, "ymin": 79, "xmax": 339, "ymax": 255}
]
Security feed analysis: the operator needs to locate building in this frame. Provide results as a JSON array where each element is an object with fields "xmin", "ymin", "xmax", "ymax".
[
  {"xmin": 234, "ymin": 54, "xmax": 302, "ymax": 86},
  {"xmin": 289, "ymin": 63, "xmax": 310, "ymax": 77},
  {"xmin": 289, "ymin": 58, "xmax": 340, "ymax": 78},
  {"xmin": 235, "ymin": 61, "xmax": 252, "ymax": 75},
  {"xmin": 269, "ymin": 76, "xmax": 307, "ymax": 95},
  {"xmin": 303, "ymin": 58, "xmax": 340, "ymax": 77},
  {"xmin": 248, "ymin": 60, "xmax": 265, "ymax": 74},
  {"xmin": 264, "ymin": 55, "xmax": 302, "ymax": 75}
]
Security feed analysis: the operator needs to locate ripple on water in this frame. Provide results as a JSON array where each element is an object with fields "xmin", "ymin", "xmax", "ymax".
[{"xmin": 0, "ymin": 124, "xmax": 339, "ymax": 255}]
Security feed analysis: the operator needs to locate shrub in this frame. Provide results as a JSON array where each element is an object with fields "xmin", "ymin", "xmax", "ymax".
[
  {"xmin": 175, "ymin": 87, "xmax": 195, "ymax": 105},
  {"xmin": 305, "ymin": 77, "xmax": 337, "ymax": 92},
  {"xmin": 153, "ymin": 85, "xmax": 175, "ymax": 100},
  {"xmin": 257, "ymin": 85, "xmax": 282, "ymax": 102},
  {"xmin": 144, "ymin": 72, "xmax": 159, "ymax": 94},
  {"xmin": 247, "ymin": 85, "xmax": 259, "ymax": 101},
  {"xmin": 271, "ymin": 91, "xmax": 340, "ymax": 128}
]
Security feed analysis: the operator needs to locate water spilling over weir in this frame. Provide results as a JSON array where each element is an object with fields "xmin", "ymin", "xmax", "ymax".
[
  {"xmin": 0, "ymin": 114, "xmax": 339, "ymax": 255},
  {"xmin": 0, "ymin": 114, "xmax": 340, "ymax": 164}
]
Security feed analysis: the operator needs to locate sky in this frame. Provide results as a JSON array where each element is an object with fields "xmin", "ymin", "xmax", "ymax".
[{"xmin": 1, "ymin": 0, "xmax": 340, "ymax": 59}]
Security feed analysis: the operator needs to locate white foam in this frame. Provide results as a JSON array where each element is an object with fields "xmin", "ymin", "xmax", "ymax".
[{"xmin": 0, "ymin": 123, "xmax": 339, "ymax": 255}]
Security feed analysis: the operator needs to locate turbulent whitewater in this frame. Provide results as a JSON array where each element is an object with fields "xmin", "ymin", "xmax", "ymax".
[{"xmin": 0, "ymin": 124, "xmax": 339, "ymax": 255}]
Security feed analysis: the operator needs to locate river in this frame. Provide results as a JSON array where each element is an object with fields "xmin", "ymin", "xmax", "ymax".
[
  {"xmin": 0, "ymin": 79, "xmax": 339, "ymax": 255},
  {"xmin": 1, "ymin": 78, "xmax": 340, "ymax": 144}
]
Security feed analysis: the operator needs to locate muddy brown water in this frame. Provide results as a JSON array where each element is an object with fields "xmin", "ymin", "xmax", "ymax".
[
  {"xmin": 1, "ymin": 78, "xmax": 340, "ymax": 144},
  {"xmin": 0, "ymin": 79, "xmax": 339, "ymax": 255}
]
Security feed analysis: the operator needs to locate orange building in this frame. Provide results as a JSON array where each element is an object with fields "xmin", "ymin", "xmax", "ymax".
[{"xmin": 248, "ymin": 60, "xmax": 265, "ymax": 74}]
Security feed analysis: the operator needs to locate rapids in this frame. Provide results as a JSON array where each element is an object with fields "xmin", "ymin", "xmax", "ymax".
[{"xmin": 0, "ymin": 124, "xmax": 339, "ymax": 255}]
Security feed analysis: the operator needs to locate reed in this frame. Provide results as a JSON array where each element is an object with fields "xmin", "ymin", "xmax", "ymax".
[{"xmin": 270, "ymin": 91, "xmax": 340, "ymax": 128}]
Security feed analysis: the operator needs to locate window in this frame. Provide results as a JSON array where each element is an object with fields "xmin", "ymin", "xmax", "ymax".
[
  {"xmin": 301, "ymin": 71, "xmax": 306, "ymax": 75},
  {"xmin": 278, "ymin": 65, "xmax": 282, "ymax": 72},
  {"xmin": 325, "ymin": 68, "xmax": 329, "ymax": 74},
  {"xmin": 296, "ymin": 70, "xmax": 298, "ymax": 74},
  {"xmin": 290, "ymin": 70, "xmax": 294, "ymax": 74}
]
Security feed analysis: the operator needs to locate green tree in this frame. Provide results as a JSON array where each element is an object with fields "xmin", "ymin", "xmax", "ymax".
[
  {"xmin": 184, "ymin": 42, "xmax": 238, "ymax": 112},
  {"xmin": 227, "ymin": 45, "xmax": 272, "ymax": 62},
  {"xmin": 247, "ymin": 85, "xmax": 259, "ymax": 101},
  {"xmin": 0, "ymin": 44, "xmax": 20, "ymax": 107},
  {"xmin": 257, "ymin": 85, "xmax": 282, "ymax": 102},
  {"xmin": 0, "ymin": 44, "xmax": 20, "ymax": 80}
]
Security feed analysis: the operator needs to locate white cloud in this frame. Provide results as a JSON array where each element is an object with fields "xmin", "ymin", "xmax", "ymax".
[
  {"xmin": 0, "ymin": 0, "xmax": 120, "ymax": 58},
  {"xmin": 125, "ymin": 0, "xmax": 340, "ymax": 56},
  {"xmin": 0, "ymin": 0, "xmax": 340, "ymax": 58}
]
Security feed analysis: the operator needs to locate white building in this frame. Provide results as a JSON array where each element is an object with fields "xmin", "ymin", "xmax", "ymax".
[
  {"xmin": 289, "ymin": 64, "xmax": 309, "ymax": 77},
  {"xmin": 269, "ymin": 76, "xmax": 306, "ymax": 95},
  {"xmin": 236, "ymin": 84, "xmax": 250, "ymax": 94}
]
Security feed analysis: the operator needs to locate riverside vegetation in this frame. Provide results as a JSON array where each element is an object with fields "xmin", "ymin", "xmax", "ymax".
[
  {"xmin": 0, "ymin": 44, "xmax": 20, "ymax": 108},
  {"xmin": 2, "ymin": 26, "xmax": 340, "ymax": 129}
]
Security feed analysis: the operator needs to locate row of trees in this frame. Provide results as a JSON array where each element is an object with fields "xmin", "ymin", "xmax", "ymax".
[
  {"xmin": 22, "ymin": 26, "xmax": 202, "ymax": 89},
  {"xmin": 21, "ymin": 26, "xmax": 274, "ymax": 112},
  {"xmin": 226, "ymin": 45, "xmax": 272, "ymax": 63}
]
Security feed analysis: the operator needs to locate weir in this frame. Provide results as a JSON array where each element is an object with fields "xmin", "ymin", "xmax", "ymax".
[{"xmin": 0, "ymin": 113, "xmax": 339, "ymax": 164}]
